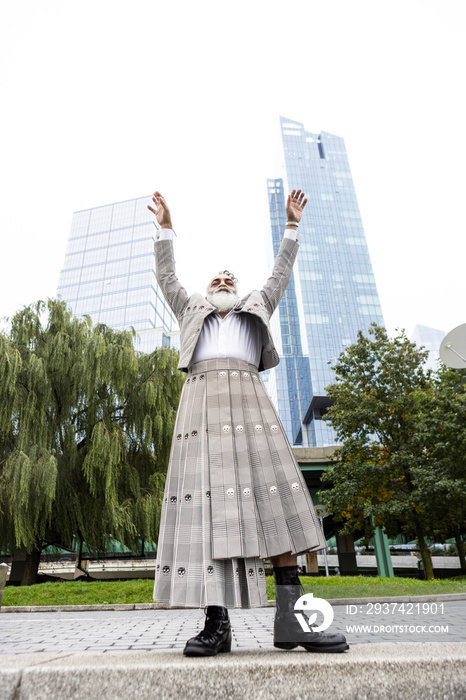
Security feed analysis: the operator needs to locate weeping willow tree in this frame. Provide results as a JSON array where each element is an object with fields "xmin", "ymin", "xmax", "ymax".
[{"xmin": 0, "ymin": 299, "xmax": 184, "ymax": 584}]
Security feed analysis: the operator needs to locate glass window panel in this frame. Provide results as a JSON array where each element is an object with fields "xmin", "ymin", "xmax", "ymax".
[
  {"xmin": 126, "ymin": 289, "xmax": 147, "ymax": 305},
  {"xmin": 60, "ymin": 268, "xmax": 81, "ymax": 284},
  {"xmin": 83, "ymin": 248, "xmax": 107, "ymax": 265},
  {"xmin": 74, "ymin": 301, "xmax": 99, "ymax": 317},
  {"xmin": 108, "ymin": 226, "xmax": 133, "ymax": 245},
  {"xmin": 86, "ymin": 232, "xmax": 109, "ymax": 250},
  {"xmin": 134, "ymin": 198, "xmax": 154, "ymax": 225},
  {"xmin": 80, "ymin": 264, "xmax": 106, "ymax": 282},
  {"xmin": 106, "ymin": 243, "xmax": 132, "ymax": 261},
  {"xmin": 105, "ymin": 259, "xmax": 130, "ymax": 277},
  {"xmin": 88, "ymin": 206, "xmax": 113, "ymax": 234},
  {"xmin": 57, "ymin": 283, "xmax": 79, "ymax": 299},
  {"xmin": 70, "ymin": 210, "xmax": 90, "ymax": 238},
  {"xmin": 133, "ymin": 222, "xmax": 154, "ymax": 239},
  {"xmin": 100, "ymin": 309, "xmax": 126, "ymax": 325},
  {"xmin": 101, "ymin": 292, "xmax": 127, "ymax": 309},
  {"xmin": 127, "ymin": 270, "xmax": 155, "ymax": 289},
  {"xmin": 79, "ymin": 280, "xmax": 104, "ymax": 298},
  {"xmin": 127, "ymin": 304, "xmax": 148, "ymax": 321},
  {"xmin": 103, "ymin": 276, "xmax": 128, "ymax": 292},
  {"xmin": 111, "ymin": 200, "xmax": 135, "ymax": 228},
  {"xmin": 66, "ymin": 237, "xmax": 87, "ymax": 255},
  {"xmin": 131, "ymin": 238, "xmax": 153, "ymax": 256},
  {"xmin": 130, "ymin": 254, "xmax": 154, "ymax": 273},
  {"xmin": 129, "ymin": 319, "xmax": 152, "ymax": 331},
  {"xmin": 75, "ymin": 297, "xmax": 101, "ymax": 314},
  {"xmin": 64, "ymin": 251, "xmax": 85, "ymax": 269}
]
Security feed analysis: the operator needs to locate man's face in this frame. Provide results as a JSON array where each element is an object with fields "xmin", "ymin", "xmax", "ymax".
[
  {"xmin": 206, "ymin": 274, "xmax": 239, "ymax": 313},
  {"xmin": 207, "ymin": 275, "xmax": 237, "ymax": 297}
]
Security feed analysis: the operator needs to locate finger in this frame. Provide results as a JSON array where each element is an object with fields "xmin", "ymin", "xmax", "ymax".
[
  {"xmin": 302, "ymin": 198, "xmax": 308, "ymax": 208},
  {"xmin": 147, "ymin": 205, "xmax": 156, "ymax": 214},
  {"xmin": 293, "ymin": 189, "xmax": 302, "ymax": 199},
  {"xmin": 290, "ymin": 189, "xmax": 296, "ymax": 198},
  {"xmin": 298, "ymin": 191, "xmax": 305, "ymax": 201}
]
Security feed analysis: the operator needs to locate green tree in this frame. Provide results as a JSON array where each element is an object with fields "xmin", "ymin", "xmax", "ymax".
[
  {"xmin": 414, "ymin": 365, "xmax": 466, "ymax": 572},
  {"xmin": 319, "ymin": 324, "xmax": 437, "ymax": 579},
  {"xmin": 0, "ymin": 299, "xmax": 184, "ymax": 584}
]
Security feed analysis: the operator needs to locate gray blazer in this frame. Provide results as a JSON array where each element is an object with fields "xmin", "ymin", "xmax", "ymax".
[{"xmin": 154, "ymin": 236, "xmax": 299, "ymax": 373}]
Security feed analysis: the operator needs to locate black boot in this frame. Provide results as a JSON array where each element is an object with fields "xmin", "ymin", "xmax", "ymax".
[
  {"xmin": 273, "ymin": 566, "xmax": 349, "ymax": 653},
  {"xmin": 183, "ymin": 606, "xmax": 232, "ymax": 657}
]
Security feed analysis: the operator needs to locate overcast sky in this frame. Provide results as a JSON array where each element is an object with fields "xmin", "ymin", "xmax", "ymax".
[{"xmin": 1, "ymin": 0, "xmax": 465, "ymax": 340}]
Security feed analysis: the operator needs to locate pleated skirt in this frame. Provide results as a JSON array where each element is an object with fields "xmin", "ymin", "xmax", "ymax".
[{"xmin": 153, "ymin": 358, "xmax": 326, "ymax": 608}]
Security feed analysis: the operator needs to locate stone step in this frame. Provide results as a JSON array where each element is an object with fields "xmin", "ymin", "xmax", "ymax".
[{"xmin": 2, "ymin": 642, "xmax": 466, "ymax": 700}]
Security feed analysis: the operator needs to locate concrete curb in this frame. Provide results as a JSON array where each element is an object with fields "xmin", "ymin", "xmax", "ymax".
[
  {"xmin": 1, "ymin": 642, "xmax": 466, "ymax": 700},
  {"xmin": 1, "ymin": 592, "xmax": 465, "ymax": 613}
]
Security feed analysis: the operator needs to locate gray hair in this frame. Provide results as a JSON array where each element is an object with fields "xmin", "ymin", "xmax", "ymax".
[{"xmin": 206, "ymin": 270, "xmax": 238, "ymax": 293}]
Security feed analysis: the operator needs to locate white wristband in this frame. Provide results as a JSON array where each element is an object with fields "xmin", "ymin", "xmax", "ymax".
[{"xmin": 286, "ymin": 221, "xmax": 299, "ymax": 227}]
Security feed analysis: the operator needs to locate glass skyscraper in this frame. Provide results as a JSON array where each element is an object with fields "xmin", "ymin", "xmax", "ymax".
[
  {"xmin": 266, "ymin": 178, "xmax": 313, "ymax": 446},
  {"xmin": 267, "ymin": 117, "xmax": 384, "ymax": 447},
  {"xmin": 57, "ymin": 195, "xmax": 179, "ymax": 353}
]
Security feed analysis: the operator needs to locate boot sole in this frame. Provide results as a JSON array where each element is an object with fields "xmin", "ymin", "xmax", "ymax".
[
  {"xmin": 183, "ymin": 642, "xmax": 232, "ymax": 657},
  {"xmin": 274, "ymin": 642, "xmax": 298, "ymax": 650},
  {"xmin": 301, "ymin": 642, "xmax": 350, "ymax": 653},
  {"xmin": 274, "ymin": 641, "xmax": 349, "ymax": 654}
]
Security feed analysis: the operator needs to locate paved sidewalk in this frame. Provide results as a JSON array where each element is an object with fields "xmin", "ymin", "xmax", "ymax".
[
  {"xmin": 1, "ymin": 601, "xmax": 465, "ymax": 699},
  {"xmin": 1, "ymin": 600, "xmax": 464, "ymax": 654}
]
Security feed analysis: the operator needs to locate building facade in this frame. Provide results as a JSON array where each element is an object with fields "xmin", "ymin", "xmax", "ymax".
[
  {"xmin": 266, "ymin": 117, "xmax": 385, "ymax": 447},
  {"xmin": 57, "ymin": 195, "xmax": 179, "ymax": 353}
]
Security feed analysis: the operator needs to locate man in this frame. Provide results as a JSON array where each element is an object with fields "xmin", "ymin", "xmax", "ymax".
[{"xmin": 148, "ymin": 190, "xmax": 348, "ymax": 656}]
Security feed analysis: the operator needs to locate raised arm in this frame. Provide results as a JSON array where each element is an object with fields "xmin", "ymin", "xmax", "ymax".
[
  {"xmin": 148, "ymin": 192, "xmax": 188, "ymax": 320},
  {"xmin": 261, "ymin": 189, "xmax": 308, "ymax": 315}
]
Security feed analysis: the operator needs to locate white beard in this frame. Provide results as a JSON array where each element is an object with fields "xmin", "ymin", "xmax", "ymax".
[{"xmin": 207, "ymin": 290, "xmax": 239, "ymax": 313}]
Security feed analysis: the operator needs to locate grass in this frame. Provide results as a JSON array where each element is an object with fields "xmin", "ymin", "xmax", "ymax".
[
  {"xmin": 268, "ymin": 574, "xmax": 466, "ymax": 601},
  {"xmin": 2, "ymin": 578, "xmax": 153, "ymax": 607},
  {"xmin": 2, "ymin": 575, "xmax": 465, "ymax": 608}
]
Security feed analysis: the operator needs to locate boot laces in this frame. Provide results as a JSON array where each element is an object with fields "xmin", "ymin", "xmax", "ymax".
[{"xmin": 195, "ymin": 607, "xmax": 227, "ymax": 644}]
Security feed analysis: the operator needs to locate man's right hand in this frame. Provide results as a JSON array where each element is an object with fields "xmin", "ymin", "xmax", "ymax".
[{"xmin": 147, "ymin": 191, "xmax": 173, "ymax": 229}]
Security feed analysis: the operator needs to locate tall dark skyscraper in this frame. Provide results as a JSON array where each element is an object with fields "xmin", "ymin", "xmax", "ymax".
[{"xmin": 266, "ymin": 117, "xmax": 384, "ymax": 447}]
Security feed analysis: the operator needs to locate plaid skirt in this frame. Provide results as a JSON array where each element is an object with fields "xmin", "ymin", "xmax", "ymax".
[{"xmin": 153, "ymin": 358, "xmax": 326, "ymax": 608}]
